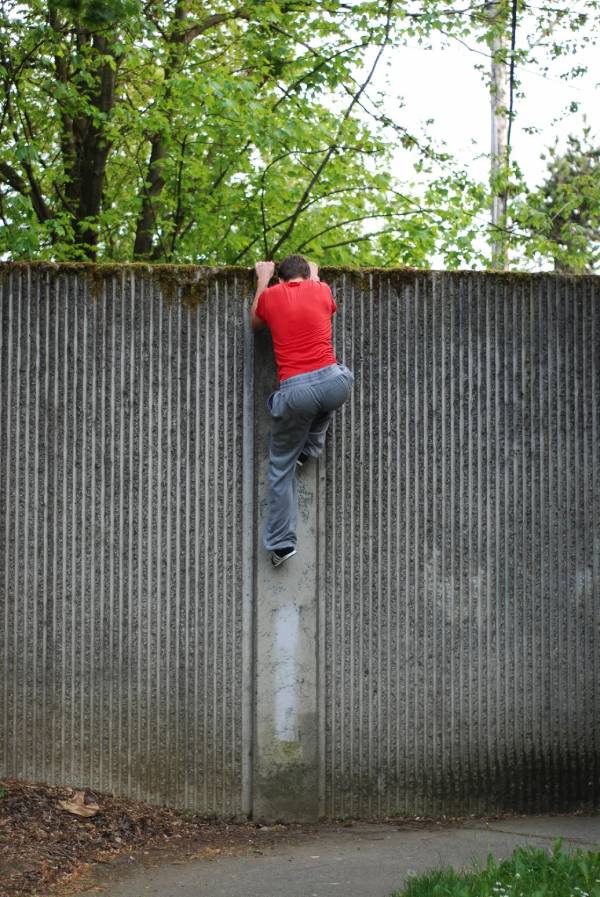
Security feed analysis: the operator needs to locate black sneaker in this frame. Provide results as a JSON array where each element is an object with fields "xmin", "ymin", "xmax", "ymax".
[
  {"xmin": 296, "ymin": 452, "xmax": 309, "ymax": 468},
  {"xmin": 271, "ymin": 546, "xmax": 297, "ymax": 567}
]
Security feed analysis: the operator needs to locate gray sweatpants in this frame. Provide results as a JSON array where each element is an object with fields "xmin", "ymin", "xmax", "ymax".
[{"xmin": 263, "ymin": 363, "xmax": 354, "ymax": 552}]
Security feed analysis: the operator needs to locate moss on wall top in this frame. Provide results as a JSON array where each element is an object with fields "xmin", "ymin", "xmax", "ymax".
[
  {"xmin": 0, "ymin": 261, "xmax": 596, "ymax": 308},
  {"xmin": 0, "ymin": 262, "xmax": 254, "ymax": 306}
]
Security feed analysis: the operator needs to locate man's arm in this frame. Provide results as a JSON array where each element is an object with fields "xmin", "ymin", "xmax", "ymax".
[
  {"xmin": 250, "ymin": 261, "xmax": 274, "ymax": 331},
  {"xmin": 310, "ymin": 261, "xmax": 336, "ymax": 314}
]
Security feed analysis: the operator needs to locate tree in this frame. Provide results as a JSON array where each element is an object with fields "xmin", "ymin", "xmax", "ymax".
[
  {"xmin": 513, "ymin": 132, "xmax": 600, "ymax": 272},
  {"xmin": 0, "ymin": 0, "xmax": 598, "ymax": 267},
  {"xmin": 0, "ymin": 0, "xmax": 476, "ymax": 263},
  {"xmin": 485, "ymin": 0, "xmax": 510, "ymax": 269},
  {"xmin": 467, "ymin": 0, "xmax": 599, "ymax": 269}
]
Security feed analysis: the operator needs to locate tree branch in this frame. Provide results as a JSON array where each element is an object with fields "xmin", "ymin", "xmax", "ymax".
[
  {"xmin": 294, "ymin": 212, "xmax": 409, "ymax": 251},
  {"xmin": 181, "ymin": 7, "xmax": 250, "ymax": 44},
  {"xmin": 230, "ymin": 179, "xmax": 418, "ymax": 263},
  {"xmin": 320, "ymin": 225, "xmax": 402, "ymax": 250},
  {"xmin": 268, "ymin": 0, "xmax": 395, "ymax": 257},
  {"xmin": 169, "ymin": 135, "xmax": 188, "ymax": 257},
  {"xmin": 272, "ymin": 40, "xmax": 369, "ymax": 110},
  {"xmin": 506, "ymin": 0, "xmax": 518, "ymax": 155},
  {"xmin": 0, "ymin": 160, "xmax": 27, "ymax": 194},
  {"xmin": 0, "ymin": 160, "xmax": 52, "ymax": 223}
]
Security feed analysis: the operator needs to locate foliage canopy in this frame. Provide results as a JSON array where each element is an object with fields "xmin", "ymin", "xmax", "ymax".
[{"xmin": 0, "ymin": 0, "xmax": 598, "ymax": 268}]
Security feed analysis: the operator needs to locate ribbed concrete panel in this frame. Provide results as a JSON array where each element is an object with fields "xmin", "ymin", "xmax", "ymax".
[
  {"xmin": 2, "ymin": 264, "xmax": 599, "ymax": 820},
  {"xmin": 0, "ymin": 265, "xmax": 250, "ymax": 814},
  {"xmin": 320, "ymin": 271, "xmax": 600, "ymax": 817}
]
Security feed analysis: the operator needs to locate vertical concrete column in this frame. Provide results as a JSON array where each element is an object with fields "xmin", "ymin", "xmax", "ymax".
[{"xmin": 252, "ymin": 329, "xmax": 320, "ymax": 822}]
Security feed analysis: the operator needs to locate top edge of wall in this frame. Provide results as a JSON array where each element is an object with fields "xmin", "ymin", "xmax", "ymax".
[
  {"xmin": 0, "ymin": 261, "xmax": 250, "ymax": 276},
  {"xmin": 0, "ymin": 261, "xmax": 599, "ymax": 283}
]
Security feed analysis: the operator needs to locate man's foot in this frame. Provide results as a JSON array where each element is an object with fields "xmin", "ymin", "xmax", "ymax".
[
  {"xmin": 271, "ymin": 546, "xmax": 297, "ymax": 567},
  {"xmin": 296, "ymin": 451, "xmax": 310, "ymax": 468}
]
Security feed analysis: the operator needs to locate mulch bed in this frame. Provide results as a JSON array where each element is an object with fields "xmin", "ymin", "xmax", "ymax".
[{"xmin": 0, "ymin": 779, "xmax": 303, "ymax": 897}]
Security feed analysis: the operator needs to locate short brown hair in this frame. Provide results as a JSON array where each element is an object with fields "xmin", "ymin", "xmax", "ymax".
[{"xmin": 277, "ymin": 254, "xmax": 310, "ymax": 282}]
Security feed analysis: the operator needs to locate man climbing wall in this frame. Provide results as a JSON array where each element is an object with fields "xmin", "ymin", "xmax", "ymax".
[{"xmin": 250, "ymin": 255, "xmax": 354, "ymax": 567}]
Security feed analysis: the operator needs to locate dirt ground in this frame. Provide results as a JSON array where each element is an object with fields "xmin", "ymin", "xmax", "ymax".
[
  {"xmin": 0, "ymin": 778, "xmax": 493, "ymax": 897},
  {"xmin": 0, "ymin": 779, "xmax": 313, "ymax": 897},
  {"xmin": 0, "ymin": 778, "xmax": 597, "ymax": 897}
]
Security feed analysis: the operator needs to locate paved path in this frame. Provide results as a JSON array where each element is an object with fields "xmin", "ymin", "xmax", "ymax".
[{"xmin": 67, "ymin": 816, "xmax": 600, "ymax": 897}]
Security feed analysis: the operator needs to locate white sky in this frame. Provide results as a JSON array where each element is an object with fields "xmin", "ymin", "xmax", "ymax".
[
  {"xmin": 375, "ymin": 29, "xmax": 600, "ymax": 189},
  {"xmin": 339, "ymin": 18, "xmax": 599, "ymax": 267}
]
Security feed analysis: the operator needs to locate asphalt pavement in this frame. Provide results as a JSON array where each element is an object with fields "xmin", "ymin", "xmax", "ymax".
[{"xmin": 64, "ymin": 815, "xmax": 600, "ymax": 897}]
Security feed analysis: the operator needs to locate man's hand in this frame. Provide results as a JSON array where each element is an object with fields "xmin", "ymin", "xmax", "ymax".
[
  {"xmin": 251, "ymin": 260, "xmax": 274, "ymax": 331},
  {"xmin": 308, "ymin": 261, "xmax": 320, "ymax": 281},
  {"xmin": 255, "ymin": 260, "xmax": 275, "ymax": 285}
]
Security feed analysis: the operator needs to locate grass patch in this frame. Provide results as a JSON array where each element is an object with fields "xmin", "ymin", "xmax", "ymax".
[{"xmin": 392, "ymin": 840, "xmax": 600, "ymax": 897}]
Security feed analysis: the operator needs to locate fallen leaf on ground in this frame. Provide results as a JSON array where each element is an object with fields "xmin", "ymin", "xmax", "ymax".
[{"xmin": 57, "ymin": 791, "xmax": 100, "ymax": 818}]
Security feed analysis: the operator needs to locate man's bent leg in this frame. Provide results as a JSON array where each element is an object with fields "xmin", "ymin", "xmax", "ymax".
[
  {"xmin": 301, "ymin": 410, "xmax": 333, "ymax": 459},
  {"xmin": 263, "ymin": 366, "xmax": 353, "ymax": 551},
  {"xmin": 300, "ymin": 366, "xmax": 354, "ymax": 460}
]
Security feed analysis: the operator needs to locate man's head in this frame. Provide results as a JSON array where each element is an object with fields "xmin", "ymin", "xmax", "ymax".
[{"xmin": 277, "ymin": 254, "xmax": 310, "ymax": 282}]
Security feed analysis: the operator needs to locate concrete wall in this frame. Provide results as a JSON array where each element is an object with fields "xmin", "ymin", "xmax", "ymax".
[
  {"xmin": 1, "ymin": 263, "xmax": 599, "ymax": 820},
  {"xmin": 320, "ymin": 270, "xmax": 600, "ymax": 817},
  {"xmin": 0, "ymin": 265, "xmax": 252, "ymax": 815}
]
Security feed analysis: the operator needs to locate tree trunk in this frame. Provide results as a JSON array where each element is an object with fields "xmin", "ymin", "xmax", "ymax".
[
  {"xmin": 75, "ymin": 35, "xmax": 117, "ymax": 257},
  {"xmin": 487, "ymin": 1, "xmax": 509, "ymax": 269},
  {"xmin": 133, "ymin": 136, "xmax": 168, "ymax": 258},
  {"xmin": 49, "ymin": 15, "xmax": 118, "ymax": 257},
  {"xmin": 133, "ymin": 1, "xmax": 189, "ymax": 259}
]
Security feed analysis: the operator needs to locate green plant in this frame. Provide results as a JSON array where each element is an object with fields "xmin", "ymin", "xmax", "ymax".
[{"xmin": 392, "ymin": 840, "xmax": 600, "ymax": 897}]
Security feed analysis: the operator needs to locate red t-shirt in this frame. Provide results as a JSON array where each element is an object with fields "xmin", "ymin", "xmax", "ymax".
[{"xmin": 256, "ymin": 280, "xmax": 338, "ymax": 381}]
